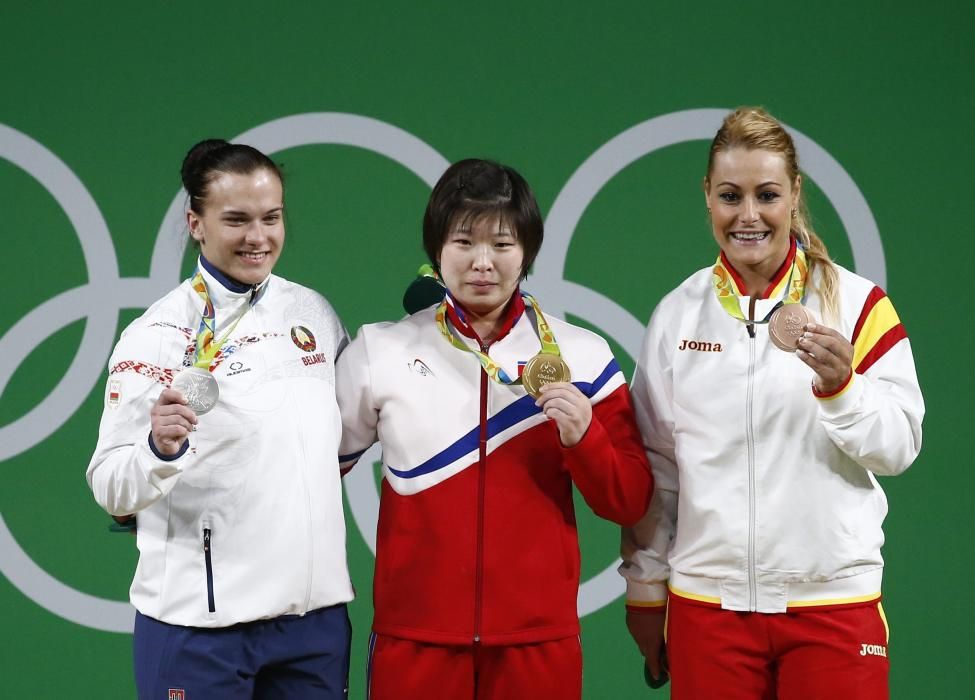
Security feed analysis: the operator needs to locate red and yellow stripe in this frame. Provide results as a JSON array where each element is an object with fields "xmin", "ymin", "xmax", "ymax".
[{"xmin": 851, "ymin": 286, "xmax": 907, "ymax": 375}]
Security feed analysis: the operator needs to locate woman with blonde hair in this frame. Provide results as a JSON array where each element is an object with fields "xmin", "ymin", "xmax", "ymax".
[{"xmin": 621, "ymin": 107, "xmax": 923, "ymax": 699}]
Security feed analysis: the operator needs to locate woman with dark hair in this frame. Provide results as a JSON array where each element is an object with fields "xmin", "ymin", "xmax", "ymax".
[
  {"xmin": 336, "ymin": 158, "xmax": 653, "ymax": 699},
  {"xmin": 87, "ymin": 140, "xmax": 353, "ymax": 699},
  {"xmin": 620, "ymin": 108, "xmax": 924, "ymax": 699}
]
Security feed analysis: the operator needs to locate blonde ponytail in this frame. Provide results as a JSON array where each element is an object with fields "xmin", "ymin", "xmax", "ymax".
[{"xmin": 792, "ymin": 202, "xmax": 840, "ymax": 324}]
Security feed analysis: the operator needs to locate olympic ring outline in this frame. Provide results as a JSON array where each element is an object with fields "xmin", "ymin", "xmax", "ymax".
[{"xmin": 0, "ymin": 110, "xmax": 884, "ymax": 631}]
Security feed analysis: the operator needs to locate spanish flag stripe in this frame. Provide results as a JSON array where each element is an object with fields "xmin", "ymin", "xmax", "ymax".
[
  {"xmin": 719, "ymin": 251, "xmax": 748, "ymax": 296},
  {"xmin": 763, "ymin": 238, "xmax": 798, "ymax": 299},
  {"xmin": 851, "ymin": 294, "xmax": 902, "ymax": 370},
  {"xmin": 855, "ymin": 324, "xmax": 908, "ymax": 375},
  {"xmin": 851, "ymin": 286, "xmax": 887, "ymax": 345}
]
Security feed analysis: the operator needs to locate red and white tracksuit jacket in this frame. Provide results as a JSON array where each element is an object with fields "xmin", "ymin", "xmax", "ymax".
[{"xmin": 337, "ymin": 293, "xmax": 653, "ymax": 645}]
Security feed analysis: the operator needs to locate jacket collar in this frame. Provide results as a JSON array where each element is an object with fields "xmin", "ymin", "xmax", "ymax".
[{"xmin": 445, "ymin": 289, "xmax": 526, "ymax": 346}]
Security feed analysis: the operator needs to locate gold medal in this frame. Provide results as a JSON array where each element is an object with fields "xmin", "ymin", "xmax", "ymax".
[{"xmin": 522, "ymin": 352, "xmax": 571, "ymax": 398}]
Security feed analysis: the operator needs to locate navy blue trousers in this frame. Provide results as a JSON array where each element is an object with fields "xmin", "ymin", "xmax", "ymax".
[{"xmin": 134, "ymin": 605, "xmax": 351, "ymax": 699}]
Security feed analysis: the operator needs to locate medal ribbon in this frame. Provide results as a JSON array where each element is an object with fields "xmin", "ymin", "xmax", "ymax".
[
  {"xmin": 711, "ymin": 239, "xmax": 808, "ymax": 324},
  {"xmin": 434, "ymin": 291, "xmax": 562, "ymax": 386},
  {"xmin": 189, "ymin": 266, "xmax": 265, "ymax": 370}
]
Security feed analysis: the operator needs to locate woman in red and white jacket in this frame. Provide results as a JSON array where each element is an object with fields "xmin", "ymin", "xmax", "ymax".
[
  {"xmin": 336, "ymin": 158, "xmax": 653, "ymax": 700},
  {"xmin": 621, "ymin": 107, "xmax": 924, "ymax": 700}
]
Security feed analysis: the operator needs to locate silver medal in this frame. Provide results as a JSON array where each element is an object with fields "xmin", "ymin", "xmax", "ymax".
[{"xmin": 171, "ymin": 366, "xmax": 220, "ymax": 415}]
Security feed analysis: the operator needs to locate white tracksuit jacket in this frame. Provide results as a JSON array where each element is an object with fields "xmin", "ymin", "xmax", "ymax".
[
  {"xmin": 620, "ymin": 262, "xmax": 923, "ymax": 613},
  {"xmin": 87, "ymin": 260, "xmax": 354, "ymax": 627}
]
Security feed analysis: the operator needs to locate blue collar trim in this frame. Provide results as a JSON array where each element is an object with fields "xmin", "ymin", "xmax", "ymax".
[{"xmin": 199, "ymin": 254, "xmax": 251, "ymax": 293}]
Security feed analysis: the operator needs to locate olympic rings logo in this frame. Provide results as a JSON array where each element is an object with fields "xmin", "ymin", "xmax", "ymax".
[{"xmin": 0, "ymin": 110, "xmax": 885, "ymax": 634}]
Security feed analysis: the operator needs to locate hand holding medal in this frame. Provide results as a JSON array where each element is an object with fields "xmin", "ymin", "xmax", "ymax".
[
  {"xmin": 150, "ymin": 269, "xmax": 227, "ymax": 456},
  {"xmin": 520, "ymin": 311, "xmax": 590, "ymax": 447},
  {"xmin": 435, "ymin": 290, "xmax": 590, "ymax": 445},
  {"xmin": 172, "ymin": 267, "xmax": 260, "ymax": 411},
  {"xmin": 150, "ymin": 388, "xmax": 199, "ymax": 456},
  {"xmin": 794, "ymin": 321, "xmax": 854, "ymax": 394},
  {"xmin": 766, "ymin": 303, "xmax": 853, "ymax": 393},
  {"xmin": 535, "ymin": 381, "xmax": 592, "ymax": 447}
]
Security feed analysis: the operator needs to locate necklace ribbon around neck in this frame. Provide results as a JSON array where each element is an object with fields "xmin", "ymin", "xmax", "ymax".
[
  {"xmin": 435, "ymin": 291, "xmax": 562, "ymax": 387},
  {"xmin": 189, "ymin": 267, "xmax": 265, "ymax": 370},
  {"xmin": 711, "ymin": 243, "xmax": 808, "ymax": 324}
]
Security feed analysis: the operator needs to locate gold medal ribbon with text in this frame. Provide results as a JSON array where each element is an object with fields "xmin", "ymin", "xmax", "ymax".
[
  {"xmin": 435, "ymin": 291, "xmax": 562, "ymax": 387},
  {"xmin": 712, "ymin": 241, "xmax": 809, "ymax": 324},
  {"xmin": 189, "ymin": 264, "xmax": 265, "ymax": 370}
]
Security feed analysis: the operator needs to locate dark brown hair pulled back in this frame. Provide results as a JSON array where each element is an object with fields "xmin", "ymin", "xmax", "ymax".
[{"xmin": 181, "ymin": 139, "xmax": 283, "ymax": 214}]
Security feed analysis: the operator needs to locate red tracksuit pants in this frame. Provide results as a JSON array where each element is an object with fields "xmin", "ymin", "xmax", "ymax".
[
  {"xmin": 667, "ymin": 594, "xmax": 890, "ymax": 700},
  {"xmin": 366, "ymin": 633, "xmax": 582, "ymax": 700}
]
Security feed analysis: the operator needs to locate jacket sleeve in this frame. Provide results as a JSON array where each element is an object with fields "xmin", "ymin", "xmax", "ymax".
[
  {"xmin": 815, "ymin": 289, "xmax": 924, "ymax": 476},
  {"xmin": 335, "ymin": 329, "xmax": 379, "ymax": 473},
  {"xmin": 562, "ymin": 379, "xmax": 653, "ymax": 528},
  {"xmin": 619, "ymin": 310, "xmax": 677, "ymax": 611},
  {"xmin": 86, "ymin": 334, "xmax": 196, "ymax": 516}
]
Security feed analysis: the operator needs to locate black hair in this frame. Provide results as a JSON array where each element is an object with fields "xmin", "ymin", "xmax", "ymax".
[
  {"xmin": 180, "ymin": 139, "xmax": 283, "ymax": 214},
  {"xmin": 422, "ymin": 159, "xmax": 543, "ymax": 278}
]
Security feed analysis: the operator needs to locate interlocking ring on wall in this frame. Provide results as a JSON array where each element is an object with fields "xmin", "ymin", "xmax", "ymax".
[{"xmin": 0, "ymin": 110, "xmax": 884, "ymax": 633}]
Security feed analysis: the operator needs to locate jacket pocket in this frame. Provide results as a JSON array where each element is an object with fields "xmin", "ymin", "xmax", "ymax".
[{"xmin": 203, "ymin": 522, "xmax": 216, "ymax": 613}]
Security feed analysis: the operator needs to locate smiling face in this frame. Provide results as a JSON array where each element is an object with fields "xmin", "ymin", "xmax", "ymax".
[
  {"xmin": 437, "ymin": 212, "xmax": 524, "ymax": 338},
  {"xmin": 186, "ymin": 168, "xmax": 284, "ymax": 285},
  {"xmin": 705, "ymin": 147, "xmax": 800, "ymax": 294}
]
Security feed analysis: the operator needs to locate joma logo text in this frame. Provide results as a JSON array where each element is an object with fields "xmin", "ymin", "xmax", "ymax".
[
  {"xmin": 678, "ymin": 339, "xmax": 722, "ymax": 352},
  {"xmin": 859, "ymin": 643, "xmax": 887, "ymax": 657}
]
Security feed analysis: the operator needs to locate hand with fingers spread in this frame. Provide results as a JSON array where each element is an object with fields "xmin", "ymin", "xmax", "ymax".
[
  {"xmin": 535, "ymin": 381, "xmax": 592, "ymax": 447},
  {"xmin": 150, "ymin": 388, "xmax": 198, "ymax": 456},
  {"xmin": 795, "ymin": 322, "xmax": 854, "ymax": 394}
]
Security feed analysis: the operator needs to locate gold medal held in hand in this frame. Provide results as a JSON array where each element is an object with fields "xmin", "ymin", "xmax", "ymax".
[{"xmin": 522, "ymin": 352, "xmax": 571, "ymax": 398}]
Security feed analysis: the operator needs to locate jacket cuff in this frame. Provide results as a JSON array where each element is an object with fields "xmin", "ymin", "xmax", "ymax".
[
  {"xmin": 144, "ymin": 433, "xmax": 189, "ymax": 495},
  {"xmin": 815, "ymin": 372, "xmax": 864, "ymax": 418},
  {"xmin": 625, "ymin": 580, "xmax": 668, "ymax": 613},
  {"xmin": 560, "ymin": 413, "xmax": 605, "ymax": 459},
  {"xmin": 147, "ymin": 432, "xmax": 189, "ymax": 462}
]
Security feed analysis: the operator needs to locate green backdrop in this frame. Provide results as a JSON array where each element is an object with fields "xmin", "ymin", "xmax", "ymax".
[{"xmin": 1, "ymin": 2, "xmax": 969, "ymax": 697}]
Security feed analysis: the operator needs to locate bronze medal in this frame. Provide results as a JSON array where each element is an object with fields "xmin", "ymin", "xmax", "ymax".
[
  {"xmin": 522, "ymin": 352, "xmax": 571, "ymax": 398},
  {"xmin": 768, "ymin": 304, "xmax": 815, "ymax": 351}
]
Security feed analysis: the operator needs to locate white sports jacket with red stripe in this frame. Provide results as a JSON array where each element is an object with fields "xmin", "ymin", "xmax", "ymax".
[{"xmin": 621, "ymin": 256, "xmax": 923, "ymax": 614}]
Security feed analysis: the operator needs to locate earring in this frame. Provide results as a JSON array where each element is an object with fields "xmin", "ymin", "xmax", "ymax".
[
  {"xmin": 706, "ymin": 207, "xmax": 712, "ymax": 216},
  {"xmin": 791, "ymin": 208, "xmax": 797, "ymax": 219}
]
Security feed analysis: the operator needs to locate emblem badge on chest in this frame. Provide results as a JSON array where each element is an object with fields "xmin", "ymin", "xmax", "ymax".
[{"xmin": 291, "ymin": 326, "xmax": 317, "ymax": 352}]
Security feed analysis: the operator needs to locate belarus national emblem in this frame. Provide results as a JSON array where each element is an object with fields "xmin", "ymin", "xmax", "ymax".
[{"xmin": 291, "ymin": 326, "xmax": 317, "ymax": 352}]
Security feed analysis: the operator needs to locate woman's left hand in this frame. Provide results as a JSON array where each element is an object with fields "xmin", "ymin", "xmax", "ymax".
[
  {"xmin": 796, "ymin": 322, "xmax": 854, "ymax": 394},
  {"xmin": 536, "ymin": 382, "xmax": 592, "ymax": 447}
]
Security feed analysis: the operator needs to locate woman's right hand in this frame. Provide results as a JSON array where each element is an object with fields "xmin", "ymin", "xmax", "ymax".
[
  {"xmin": 627, "ymin": 609, "xmax": 667, "ymax": 682},
  {"xmin": 150, "ymin": 388, "xmax": 198, "ymax": 456}
]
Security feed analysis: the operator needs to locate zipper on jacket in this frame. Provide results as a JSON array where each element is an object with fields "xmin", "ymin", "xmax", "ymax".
[
  {"xmin": 745, "ymin": 298, "xmax": 758, "ymax": 611},
  {"xmin": 203, "ymin": 521, "xmax": 216, "ymax": 613},
  {"xmin": 295, "ymin": 426, "xmax": 314, "ymax": 613},
  {"xmin": 473, "ymin": 343, "xmax": 489, "ymax": 643}
]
